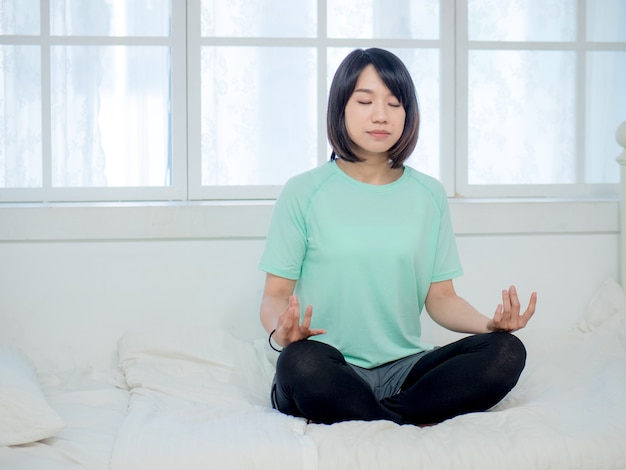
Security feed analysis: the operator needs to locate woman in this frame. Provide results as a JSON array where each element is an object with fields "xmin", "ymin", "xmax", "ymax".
[{"xmin": 259, "ymin": 48, "xmax": 537, "ymax": 426}]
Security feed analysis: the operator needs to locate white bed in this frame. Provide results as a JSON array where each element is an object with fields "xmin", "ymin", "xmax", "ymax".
[{"xmin": 1, "ymin": 123, "xmax": 625, "ymax": 469}]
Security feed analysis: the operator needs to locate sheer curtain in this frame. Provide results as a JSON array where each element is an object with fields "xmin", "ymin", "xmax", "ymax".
[
  {"xmin": 49, "ymin": 0, "xmax": 171, "ymax": 188},
  {"xmin": 0, "ymin": 0, "xmax": 171, "ymax": 190},
  {"xmin": 0, "ymin": 45, "xmax": 42, "ymax": 188},
  {"xmin": 1, "ymin": 0, "xmax": 623, "ymax": 199},
  {"xmin": 0, "ymin": 1, "xmax": 41, "ymax": 188},
  {"xmin": 51, "ymin": 51, "xmax": 107, "ymax": 186},
  {"xmin": 586, "ymin": 0, "xmax": 626, "ymax": 184},
  {"xmin": 465, "ymin": 0, "xmax": 625, "ymax": 189}
]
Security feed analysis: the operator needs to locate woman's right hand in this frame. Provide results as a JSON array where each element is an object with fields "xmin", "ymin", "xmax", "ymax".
[{"xmin": 273, "ymin": 295, "xmax": 326, "ymax": 348}]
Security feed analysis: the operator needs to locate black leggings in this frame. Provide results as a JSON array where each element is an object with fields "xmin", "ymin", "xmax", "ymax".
[{"xmin": 272, "ymin": 332, "xmax": 526, "ymax": 425}]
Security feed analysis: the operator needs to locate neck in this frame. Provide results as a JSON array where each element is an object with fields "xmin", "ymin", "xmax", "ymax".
[{"xmin": 335, "ymin": 156, "xmax": 403, "ymax": 185}]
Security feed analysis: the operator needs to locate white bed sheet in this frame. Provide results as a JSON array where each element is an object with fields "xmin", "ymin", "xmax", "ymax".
[
  {"xmin": 108, "ymin": 279, "xmax": 626, "ymax": 470},
  {"xmin": 0, "ymin": 368, "xmax": 129, "ymax": 470},
  {"xmin": 111, "ymin": 326, "xmax": 317, "ymax": 470},
  {"xmin": 306, "ymin": 279, "xmax": 626, "ymax": 469}
]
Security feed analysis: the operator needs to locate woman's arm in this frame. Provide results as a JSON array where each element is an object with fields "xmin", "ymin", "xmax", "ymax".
[
  {"xmin": 425, "ymin": 280, "xmax": 537, "ymax": 334},
  {"xmin": 259, "ymin": 273, "xmax": 326, "ymax": 348}
]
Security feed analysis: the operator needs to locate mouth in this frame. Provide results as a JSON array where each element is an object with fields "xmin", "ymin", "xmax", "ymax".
[{"xmin": 367, "ymin": 130, "xmax": 391, "ymax": 138}]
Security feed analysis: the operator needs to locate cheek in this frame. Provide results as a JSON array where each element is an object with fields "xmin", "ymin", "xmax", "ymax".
[
  {"xmin": 396, "ymin": 113, "xmax": 407, "ymax": 134},
  {"xmin": 344, "ymin": 109, "xmax": 359, "ymax": 137},
  {"xmin": 398, "ymin": 109, "xmax": 407, "ymax": 126}
]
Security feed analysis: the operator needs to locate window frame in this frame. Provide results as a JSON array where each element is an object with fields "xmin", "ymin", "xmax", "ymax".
[
  {"xmin": 454, "ymin": 0, "xmax": 622, "ymax": 199},
  {"xmin": 0, "ymin": 0, "xmax": 621, "ymax": 203},
  {"xmin": 186, "ymin": 0, "xmax": 456, "ymax": 200},
  {"xmin": 0, "ymin": 0, "xmax": 188, "ymax": 203}
]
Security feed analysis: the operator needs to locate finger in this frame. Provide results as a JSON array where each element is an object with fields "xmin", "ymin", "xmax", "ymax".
[
  {"xmin": 491, "ymin": 303, "xmax": 503, "ymax": 329},
  {"xmin": 289, "ymin": 295, "xmax": 300, "ymax": 320},
  {"xmin": 509, "ymin": 285, "xmax": 521, "ymax": 314},
  {"xmin": 279, "ymin": 296, "xmax": 297, "ymax": 330},
  {"xmin": 500, "ymin": 289, "xmax": 512, "ymax": 322},
  {"xmin": 278, "ymin": 308, "xmax": 294, "ymax": 330},
  {"xmin": 520, "ymin": 292, "xmax": 538, "ymax": 325},
  {"xmin": 301, "ymin": 305, "xmax": 313, "ymax": 329}
]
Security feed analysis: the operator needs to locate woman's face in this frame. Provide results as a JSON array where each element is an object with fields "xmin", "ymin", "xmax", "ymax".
[{"xmin": 344, "ymin": 64, "xmax": 406, "ymax": 161}]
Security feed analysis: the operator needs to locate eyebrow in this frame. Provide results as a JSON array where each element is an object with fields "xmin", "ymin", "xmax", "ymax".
[{"xmin": 353, "ymin": 88, "xmax": 398, "ymax": 100}]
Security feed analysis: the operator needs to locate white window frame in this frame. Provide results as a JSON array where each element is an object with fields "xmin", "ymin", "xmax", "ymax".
[
  {"xmin": 454, "ymin": 0, "xmax": 622, "ymax": 199},
  {"xmin": 186, "ymin": 0, "xmax": 456, "ymax": 200},
  {"xmin": 0, "ymin": 0, "xmax": 621, "ymax": 203},
  {"xmin": 0, "ymin": 0, "xmax": 188, "ymax": 203}
]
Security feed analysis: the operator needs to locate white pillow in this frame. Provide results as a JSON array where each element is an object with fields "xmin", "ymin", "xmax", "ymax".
[
  {"xmin": 118, "ymin": 325, "xmax": 275, "ymax": 407},
  {"xmin": 0, "ymin": 346, "xmax": 65, "ymax": 446},
  {"xmin": 577, "ymin": 278, "xmax": 626, "ymax": 332}
]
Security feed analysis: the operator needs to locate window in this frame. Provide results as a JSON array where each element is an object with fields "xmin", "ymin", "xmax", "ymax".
[
  {"xmin": 458, "ymin": 0, "xmax": 625, "ymax": 197},
  {"xmin": 0, "ymin": 0, "xmax": 187, "ymax": 201},
  {"xmin": 0, "ymin": 0, "xmax": 624, "ymax": 202}
]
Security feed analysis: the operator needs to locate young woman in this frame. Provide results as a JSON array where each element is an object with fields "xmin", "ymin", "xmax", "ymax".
[{"xmin": 258, "ymin": 48, "xmax": 537, "ymax": 426}]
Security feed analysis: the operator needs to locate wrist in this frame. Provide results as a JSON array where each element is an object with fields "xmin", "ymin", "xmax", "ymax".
[{"xmin": 268, "ymin": 329, "xmax": 283, "ymax": 352}]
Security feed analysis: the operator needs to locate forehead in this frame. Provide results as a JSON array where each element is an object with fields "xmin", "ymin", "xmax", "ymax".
[{"xmin": 353, "ymin": 64, "xmax": 390, "ymax": 93}]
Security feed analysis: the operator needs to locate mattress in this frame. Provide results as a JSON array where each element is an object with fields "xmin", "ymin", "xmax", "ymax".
[
  {"xmin": 3, "ymin": 278, "xmax": 625, "ymax": 470},
  {"xmin": 0, "ymin": 368, "xmax": 129, "ymax": 470},
  {"xmin": 306, "ymin": 279, "xmax": 626, "ymax": 469},
  {"xmin": 110, "ymin": 326, "xmax": 317, "ymax": 470}
]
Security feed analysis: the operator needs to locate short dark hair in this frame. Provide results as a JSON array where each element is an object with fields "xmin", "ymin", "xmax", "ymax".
[{"xmin": 327, "ymin": 48, "xmax": 420, "ymax": 169}]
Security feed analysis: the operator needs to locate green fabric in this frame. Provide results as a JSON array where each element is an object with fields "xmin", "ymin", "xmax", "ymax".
[{"xmin": 259, "ymin": 161, "xmax": 463, "ymax": 368}]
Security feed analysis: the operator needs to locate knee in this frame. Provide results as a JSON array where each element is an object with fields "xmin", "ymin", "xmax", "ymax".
[
  {"xmin": 276, "ymin": 340, "xmax": 344, "ymax": 378},
  {"xmin": 488, "ymin": 332, "xmax": 527, "ymax": 380},
  {"xmin": 496, "ymin": 332, "xmax": 526, "ymax": 364}
]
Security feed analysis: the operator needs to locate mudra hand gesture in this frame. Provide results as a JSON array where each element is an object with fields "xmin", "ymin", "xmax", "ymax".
[
  {"xmin": 488, "ymin": 285, "xmax": 537, "ymax": 332},
  {"xmin": 273, "ymin": 295, "xmax": 326, "ymax": 348}
]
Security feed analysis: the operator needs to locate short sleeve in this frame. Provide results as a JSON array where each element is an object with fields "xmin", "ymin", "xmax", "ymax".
[
  {"xmin": 258, "ymin": 180, "xmax": 308, "ymax": 280},
  {"xmin": 431, "ymin": 190, "xmax": 464, "ymax": 282}
]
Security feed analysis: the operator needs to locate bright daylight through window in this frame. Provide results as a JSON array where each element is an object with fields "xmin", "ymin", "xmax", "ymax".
[{"xmin": 0, "ymin": 0, "xmax": 624, "ymax": 202}]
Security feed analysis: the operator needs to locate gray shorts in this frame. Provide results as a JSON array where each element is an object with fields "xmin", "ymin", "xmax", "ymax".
[
  {"xmin": 270, "ymin": 347, "xmax": 435, "ymax": 409},
  {"xmin": 348, "ymin": 349, "xmax": 433, "ymax": 402}
]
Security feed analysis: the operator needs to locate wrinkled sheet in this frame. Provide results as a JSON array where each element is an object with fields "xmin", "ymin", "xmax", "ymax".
[
  {"xmin": 12, "ymin": 279, "xmax": 624, "ymax": 470},
  {"xmin": 0, "ymin": 368, "xmax": 129, "ymax": 470},
  {"xmin": 110, "ymin": 327, "xmax": 316, "ymax": 470},
  {"xmin": 306, "ymin": 279, "xmax": 626, "ymax": 469}
]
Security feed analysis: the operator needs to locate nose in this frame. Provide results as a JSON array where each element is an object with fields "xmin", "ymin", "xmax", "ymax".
[{"xmin": 371, "ymin": 101, "xmax": 388, "ymax": 123}]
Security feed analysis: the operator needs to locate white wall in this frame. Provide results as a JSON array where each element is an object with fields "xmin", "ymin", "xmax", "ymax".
[{"xmin": 0, "ymin": 200, "xmax": 618, "ymax": 372}]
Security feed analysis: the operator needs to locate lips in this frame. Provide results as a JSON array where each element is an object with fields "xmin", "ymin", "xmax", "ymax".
[{"xmin": 367, "ymin": 130, "xmax": 390, "ymax": 138}]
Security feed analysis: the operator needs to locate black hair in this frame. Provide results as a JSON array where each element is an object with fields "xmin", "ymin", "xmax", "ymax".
[{"xmin": 326, "ymin": 48, "xmax": 420, "ymax": 169}]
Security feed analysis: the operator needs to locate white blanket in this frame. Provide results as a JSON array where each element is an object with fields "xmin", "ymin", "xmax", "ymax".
[
  {"xmin": 307, "ymin": 279, "xmax": 626, "ymax": 469},
  {"xmin": 0, "ymin": 368, "xmax": 129, "ymax": 470},
  {"xmin": 111, "ymin": 327, "xmax": 317, "ymax": 470},
  {"xmin": 110, "ymin": 279, "xmax": 626, "ymax": 470}
]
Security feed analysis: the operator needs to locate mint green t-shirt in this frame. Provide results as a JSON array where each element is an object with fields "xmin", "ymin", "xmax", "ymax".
[{"xmin": 259, "ymin": 161, "xmax": 463, "ymax": 368}]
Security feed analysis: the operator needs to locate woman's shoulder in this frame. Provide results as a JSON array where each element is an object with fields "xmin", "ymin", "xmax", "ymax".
[
  {"xmin": 403, "ymin": 166, "xmax": 447, "ymax": 200},
  {"xmin": 282, "ymin": 162, "xmax": 337, "ymax": 196}
]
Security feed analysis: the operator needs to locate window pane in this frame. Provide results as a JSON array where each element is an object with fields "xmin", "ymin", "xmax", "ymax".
[
  {"xmin": 50, "ymin": 0, "xmax": 171, "ymax": 36},
  {"xmin": 587, "ymin": 0, "xmax": 626, "ymax": 42},
  {"xmin": 467, "ymin": 50, "xmax": 576, "ymax": 185},
  {"xmin": 201, "ymin": 0, "xmax": 316, "ymax": 38},
  {"xmin": 201, "ymin": 47, "xmax": 317, "ymax": 186},
  {"xmin": 328, "ymin": 0, "xmax": 439, "ymax": 39},
  {"xmin": 0, "ymin": 0, "xmax": 39, "ymax": 35},
  {"xmin": 0, "ymin": 45, "xmax": 41, "ymax": 188},
  {"xmin": 586, "ymin": 51, "xmax": 626, "ymax": 184},
  {"xmin": 468, "ymin": 0, "xmax": 577, "ymax": 42},
  {"xmin": 51, "ymin": 46, "xmax": 171, "ymax": 187}
]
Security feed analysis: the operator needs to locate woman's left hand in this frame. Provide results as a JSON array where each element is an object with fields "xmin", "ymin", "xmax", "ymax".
[{"xmin": 487, "ymin": 286, "xmax": 537, "ymax": 332}]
